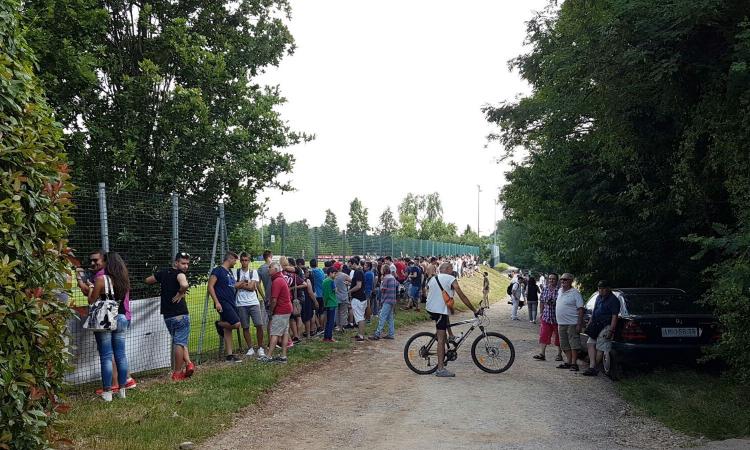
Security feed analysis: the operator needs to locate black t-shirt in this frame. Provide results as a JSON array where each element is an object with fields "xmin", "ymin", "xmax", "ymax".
[
  {"xmin": 407, "ymin": 266, "xmax": 423, "ymax": 286},
  {"xmin": 527, "ymin": 282, "xmax": 539, "ymax": 302},
  {"xmin": 155, "ymin": 268, "xmax": 189, "ymax": 318},
  {"xmin": 351, "ymin": 269, "xmax": 366, "ymax": 300}
]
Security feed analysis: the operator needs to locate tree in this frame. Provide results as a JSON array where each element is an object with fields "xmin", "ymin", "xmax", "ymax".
[
  {"xmin": 1, "ymin": 1, "xmax": 74, "ymax": 445},
  {"xmin": 377, "ymin": 207, "xmax": 398, "ymax": 235},
  {"xmin": 23, "ymin": 0, "xmax": 311, "ymax": 218},
  {"xmin": 346, "ymin": 197, "xmax": 369, "ymax": 235},
  {"xmin": 321, "ymin": 209, "xmax": 339, "ymax": 233}
]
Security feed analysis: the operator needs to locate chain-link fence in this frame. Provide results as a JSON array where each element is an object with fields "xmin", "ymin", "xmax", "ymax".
[{"xmin": 65, "ymin": 182, "xmax": 478, "ymax": 388}]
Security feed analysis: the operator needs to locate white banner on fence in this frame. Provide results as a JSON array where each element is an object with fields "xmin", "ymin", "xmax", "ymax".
[{"xmin": 65, "ymin": 297, "xmax": 171, "ymax": 385}]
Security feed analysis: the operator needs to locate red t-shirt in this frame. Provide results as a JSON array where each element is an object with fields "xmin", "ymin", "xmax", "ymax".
[
  {"xmin": 395, "ymin": 261, "xmax": 407, "ymax": 282},
  {"xmin": 270, "ymin": 272, "xmax": 293, "ymax": 315}
]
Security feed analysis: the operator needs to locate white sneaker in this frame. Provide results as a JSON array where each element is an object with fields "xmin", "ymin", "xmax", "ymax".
[
  {"xmin": 257, "ymin": 347, "xmax": 266, "ymax": 358},
  {"xmin": 118, "ymin": 389, "xmax": 126, "ymax": 399},
  {"xmin": 101, "ymin": 391, "xmax": 113, "ymax": 402},
  {"xmin": 246, "ymin": 348, "xmax": 256, "ymax": 357}
]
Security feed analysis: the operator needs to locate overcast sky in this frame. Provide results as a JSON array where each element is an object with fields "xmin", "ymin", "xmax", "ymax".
[{"xmin": 258, "ymin": 0, "xmax": 549, "ymax": 235}]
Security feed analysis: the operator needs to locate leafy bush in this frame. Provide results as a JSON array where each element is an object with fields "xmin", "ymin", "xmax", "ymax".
[
  {"xmin": 495, "ymin": 262, "xmax": 510, "ymax": 272},
  {"xmin": 0, "ymin": 1, "xmax": 74, "ymax": 447}
]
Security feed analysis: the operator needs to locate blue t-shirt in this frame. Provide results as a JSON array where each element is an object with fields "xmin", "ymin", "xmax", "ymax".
[
  {"xmin": 407, "ymin": 265, "xmax": 423, "ymax": 286},
  {"xmin": 364, "ymin": 271, "xmax": 374, "ymax": 296},
  {"xmin": 592, "ymin": 292, "xmax": 620, "ymax": 320},
  {"xmin": 211, "ymin": 266, "xmax": 236, "ymax": 304},
  {"xmin": 311, "ymin": 267, "xmax": 325, "ymax": 298}
]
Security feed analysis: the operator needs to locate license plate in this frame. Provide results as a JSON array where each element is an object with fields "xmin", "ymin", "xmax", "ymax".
[{"xmin": 661, "ymin": 327, "xmax": 698, "ymax": 338}]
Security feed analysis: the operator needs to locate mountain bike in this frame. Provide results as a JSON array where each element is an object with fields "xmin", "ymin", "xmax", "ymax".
[{"xmin": 403, "ymin": 307, "xmax": 515, "ymax": 374}]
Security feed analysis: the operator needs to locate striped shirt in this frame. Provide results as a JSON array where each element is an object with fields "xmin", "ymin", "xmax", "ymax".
[{"xmin": 380, "ymin": 274, "xmax": 398, "ymax": 304}]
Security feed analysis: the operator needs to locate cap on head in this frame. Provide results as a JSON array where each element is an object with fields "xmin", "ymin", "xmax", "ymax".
[{"xmin": 597, "ymin": 280, "xmax": 610, "ymax": 289}]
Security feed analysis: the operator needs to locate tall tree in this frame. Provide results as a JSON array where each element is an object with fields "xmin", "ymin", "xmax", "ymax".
[
  {"xmin": 346, "ymin": 197, "xmax": 369, "ymax": 235},
  {"xmin": 23, "ymin": 0, "xmax": 311, "ymax": 218},
  {"xmin": 377, "ymin": 207, "xmax": 398, "ymax": 235},
  {"xmin": 321, "ymin": 209, "xmax": 339, "ymax": 233}
]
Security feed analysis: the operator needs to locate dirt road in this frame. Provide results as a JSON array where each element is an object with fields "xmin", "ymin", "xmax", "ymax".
[{"xmin": 202, "ymin": 302, "xmax": 741, "ymax": 449}]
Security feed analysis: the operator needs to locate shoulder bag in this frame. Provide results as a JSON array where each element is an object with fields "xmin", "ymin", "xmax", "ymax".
[{"xmin": 83, "ymin": 275, "xmax": 119, "ymax": 332}]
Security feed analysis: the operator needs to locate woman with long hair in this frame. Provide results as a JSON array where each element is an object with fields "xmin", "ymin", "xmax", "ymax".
[{"xmin": 88, "ymin": 252, "xmax": 131, "ymax": 401}]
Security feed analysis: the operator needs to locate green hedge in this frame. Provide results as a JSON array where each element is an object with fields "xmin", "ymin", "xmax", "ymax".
[{"xmin": 0, "ymin": 1, "xmax": 74, "ymax": 448}]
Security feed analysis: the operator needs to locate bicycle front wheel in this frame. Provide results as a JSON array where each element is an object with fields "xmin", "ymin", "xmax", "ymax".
[
  {"xmin": 471, "ymin": 332, "xmax": 515, "ymax": 374},
  {"xmin": 404, "ymin": 331, "xmax": 441, "ymax": 375}
]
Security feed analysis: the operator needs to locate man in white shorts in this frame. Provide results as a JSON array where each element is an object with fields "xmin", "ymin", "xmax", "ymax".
[{"xmin": 348, "ymin": 257, "xmax": 367, "ymax": 342}]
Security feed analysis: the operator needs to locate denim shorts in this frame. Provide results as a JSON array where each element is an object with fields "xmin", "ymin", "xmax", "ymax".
[{"xmin": 164, "ymin": 314, "xmax": 190, "ymax": 347}]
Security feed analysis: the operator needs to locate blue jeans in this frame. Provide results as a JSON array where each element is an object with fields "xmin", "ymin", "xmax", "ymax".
[
  {"xmin": 324, "ymin": 307, "xmax": 336, "ymax": 339},
  {"xmin": 375, "ymin": 302, "xmax": 395, "ymax": 337},
  {"xmin": 94, "ymin": 314, "xmax": 129, "ymax": 390}
]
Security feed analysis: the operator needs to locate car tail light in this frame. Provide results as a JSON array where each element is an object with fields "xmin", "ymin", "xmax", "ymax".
[{"xmin": 621, "ymin": 320, "xmax": 647, "ymax": 342}]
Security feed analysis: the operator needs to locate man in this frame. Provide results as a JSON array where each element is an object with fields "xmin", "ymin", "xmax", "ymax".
[
  {"xmin": 394, "ymin": 258, "xmax": 407, "ymax": 284},
  {"xmin": 405, "ymin": 259, "xmax": 423, "ymax": 312},
  {"xmin": 348, "ymin": 257, "xmax": 367, "ymax": 341},
  {"xmin": 207, "ymin": 251, "xmax": 242, "ymax": 362},
  {"xmin": 77, "ymin": 249, "xmax": 136, "ymax": 393},
  {"xmin": 582, "ymin": 281, "xmax": 621, "ymax": 376},
  {"xmin": 369, "ymin": 264, "xmax": 397, "ymax": 340},
  {"xmin": 510, "ymin": 275, "xmax": 523, "ymax": 320},
  {"xmin": 334, "ymin": 264, "xmax": 352, "ymax": 330},
  {"xmin": 310, "ymin": 258, "xmax": 326, "ymax": 335},
  {"xmin": 363, "ymin": 261, "xmax": 375, "ymax": 317},
  {"xmin": 235, "ymin": 252, "xmax": 266, "ymax": 359},
  {"xmin": 426, "ymin": 262, "xmax": 479, "ymax": 377},
  {"xmin": 322, "ymin": 266, "xmax": 339, "ymax": 342},
  {"xmin": 555, "ymin": 273, "xmax": 585, "ymax": 372},
  {"xmin": 259, "ymin": 262, "xmax": 292, "ymax": 363},
  {"xmin": 534, "ymin": 272, "xmax": 563, "ymax": 361},
  {"xmin": 146, "ymin": 252, "xmax": 194, "ymax": 380}
]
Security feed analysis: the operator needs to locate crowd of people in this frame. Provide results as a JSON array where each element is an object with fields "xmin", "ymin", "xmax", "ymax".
[{"xmin": 76, "ymin": 247, "xmax": 481, "ymax": 400}]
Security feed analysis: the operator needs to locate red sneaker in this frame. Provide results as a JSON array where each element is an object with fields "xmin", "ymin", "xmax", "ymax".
[
  {"xmin": 184, "ymin": 362, "xmax": 195, "ymax": 377},
  {"xmin": 96, "ymin": 385, "xmax": 119, "ymax": 395},
  {"xmin": 122, "ymin": 378, "xmax": 137, "ymax": 389},
  {"xmin": 171, "ymin": 371, "xmax": 186, "ymax": 381}
]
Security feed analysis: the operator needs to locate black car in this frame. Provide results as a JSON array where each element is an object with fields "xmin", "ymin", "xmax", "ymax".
[{"xmin": 584, "ymin": 288, "xmax": 720, "ymax": 380}]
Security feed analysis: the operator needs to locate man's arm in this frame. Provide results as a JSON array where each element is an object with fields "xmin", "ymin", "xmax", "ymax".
[
  {"xmin": 173, "ymin": 273, "xmax": 189, "ymax": 303},
  {"xmin": 207, "ymin": 274, "xmax": 222, "ymax": 312},
  {"xmin": 144, "ymin": 275, "xmax": 157, "ymax": 285},
  {"xmin": 452, "ymin": 280, "xmax": 477, "ymax": 314},
  {"xmin": 576, "ymin": 307, "xmax": 585, "ymax": 333},
  {"xmin": 349, "ymin": 277, "xmax": 362, "ymax": 295}
]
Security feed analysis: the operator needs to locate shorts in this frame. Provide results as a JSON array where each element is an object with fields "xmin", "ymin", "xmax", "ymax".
[
  {"xmin": 301, "ymin": 296, "xmax": 315, "ymax": 322},
  {"xmin": 316, "ymin": 297, "xmax": 325, "ymax": 315},
  {"xmin": 270, "ymin": 313, "xmax": 291, "ymax": 337},
  {"xmin": 218, "ymin": 300, "xmax": 240, "ymax": 326},
  {"xmin": 237, "ymin": 304, "xmax": 266, "ymax": 329},
  {"xmin": 539, "ymin": 320, "xmax": 560, "ymax": 346},
  {"xmin": 164, "ymin": 314, "xmax": 190, "ymax": 347},
  {"xmin": 409, "ymin": 285, "xmax": 421, "ymax": 299},
  {"xmin": 429, "ymin": 312, "xmax": 449, "ymax": 331},
  {"xmin": 351, "ymin": 298, "xmax": 367, "ymax": 323},
  {"xmin": 587, "ymin": 325, "xmax": 613, "ymax": 352},
  {"xmin": 558, "ymin": 324, "xmax": 582, "ymax": 351}
]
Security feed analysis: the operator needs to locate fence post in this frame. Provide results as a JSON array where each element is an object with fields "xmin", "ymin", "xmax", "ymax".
[
  {"xmin": 197, "ymin": 216, "xmax": 222, "ymax": 361},
  {"xmin": 313, "ymin": 227, "xmax": 319, "ymax": 258},
  {"xmin": 97, "ymin": 182, "xmax": 110, "ymax": 252},
  {"xmin": 219, "ymin": 202, "xmax": 227, "ymax": 255},
  {"xmin": 171, "ymin": 193, "xmax": 179, "ymax": 258}
]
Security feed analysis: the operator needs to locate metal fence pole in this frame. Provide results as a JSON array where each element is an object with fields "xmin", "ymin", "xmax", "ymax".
[
  {"xmin": 219, "ymin": 202, "xmax": 227, "ymax": 255},
  {"xmin": 171, "ymin": 193, "xmax": 179, "ymax": 258},
  {"xmin": 197, "ymin": 216, "xmax": 221, "ymax": 361},
  {"xmin": 97, "ymin": 182, "xmax": 110, "ymax": 252}
]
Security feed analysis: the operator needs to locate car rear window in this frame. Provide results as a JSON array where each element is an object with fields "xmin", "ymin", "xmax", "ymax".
[{"xmin": 623, "ymin": 294, "xmax": 708, "ymax": 314}]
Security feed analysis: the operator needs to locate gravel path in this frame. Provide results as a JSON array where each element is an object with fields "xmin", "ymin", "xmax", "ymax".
[{"xmin": 201, "ymin": 302, "xmax": 743, "ymax": 450}]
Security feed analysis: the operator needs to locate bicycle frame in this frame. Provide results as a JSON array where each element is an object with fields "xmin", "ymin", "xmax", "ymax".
[{"xmin": 445, "ymin": 313, "xmax": 489, "ymax": 350}]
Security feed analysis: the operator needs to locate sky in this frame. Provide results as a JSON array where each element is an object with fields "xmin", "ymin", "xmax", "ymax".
[{"xmin": 258, "ymin": 0, "xmax": 550, "ymax": 235}]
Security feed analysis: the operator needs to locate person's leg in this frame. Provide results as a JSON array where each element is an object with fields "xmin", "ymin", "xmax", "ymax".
[
  {"xmin": 95, "ymin": 330, "xmax": 113, "ymax": 390},
  {"xmin": 387, "ymin": 304, "xmax": 395, "ymax": 337},
  {"xmin": 289, "ymin": 318, "xmax": 298, "ymax": 340},
  {"xmin": 357, "ymin": 320, "xmax": 366, "ymax": 338},
  {"xmin": 436, "ymin": 329, "xmax": 447, "ymax": 370},
  {"xmin": 267, "ymin": 335, "xmax": 278, "ymax": 358},
  {"xmin": 112, "ymin": 316, "xmax": 129, "ymax": 390},
  {"xmin": 242, "ymin": 327, "xmax": 253, "ymax": 349},
  {"xmin": 587, "ymin": 341, "xmax": 597, "ymax": 369},
  {"xmin": 324, "ymin": 307, "xmax": 336, "ymax": 339},
  {"xmin": 223, "ymin": 328, "xmax": 233, "ymax": 355},
  {"xmin": 511, "ymin": 298, "xmax": 519, "ymax": 319},
  {"xmin": 281, "ymin": 331, "xmax": 289, "ymax": 358},
  {"xmin": 256, "ymin": 326, "xmax": 265, "ymax": 349},
  {"xmin": 374, "ymin": 302, "xmax": 389, "ymax": 336}
]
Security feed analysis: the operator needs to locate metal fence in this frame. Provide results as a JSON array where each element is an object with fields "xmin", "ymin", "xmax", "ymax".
[{"xmin": 65, "ymin": 182, "xmax": 479, "ymax": 387}]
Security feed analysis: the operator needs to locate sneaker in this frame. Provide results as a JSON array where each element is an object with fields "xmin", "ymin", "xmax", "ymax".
[
  {"xmin": 569, "ymin": 364, "xmax": 580, "ymax": 372},
  {"xmin": 96, "ymin": 385, "xmax": 119, "ymax": 396},
  {"xmin": 171, "ymin": 371, "xmax": 186, "ymax": 381},
  {"xmin": 184, "ymin": 362, "xmax": 195, "ymax": 377},
  {"xmin": 101, "ymin": 390, "xmax": 113, "ymax": 402},
  {"xmin": 272, "ymin": 356, "xmax": 288, "ymax": 364},
  {"xmin": 122, "ymin": 378, "xmax": 137, "ymax": 389},
  {"xmin": 258, "ymin": 355, "xmax": 273, "ymax": 363},
  {"xmin": 257, "ymin": 347, "xmax": 266, "ymax": 358},
  {"xmin": 287, "ymin": 340, "xmax": 294, "ymax": 348},
  {"xmin": 435, "ymin": 368, "xmax": 455, "ymax": 378},
  {"xmin": 582, "ymin": 367, "xmax": 598, "ymax": 376},
  {"xmin": 355, "ymin": 335, "xmax": 365, "ymax": 342},
  {"xmin": 368, "ymin": 335, "xmax": 381, "ymax": 341},
  {"xmin": 383, "ymin": 335, "xmax": 395, "ymax": 340},
  {"xmin": 246, "ymin": 348, "xmax": 256, "ymax": 357},
  {"xmin": 118, "ymin": 389, "xmax": 126, "ymax": 399},
  {"xmin": 225, "ymin": 354, "xmax": 242, "ymax": 363}
]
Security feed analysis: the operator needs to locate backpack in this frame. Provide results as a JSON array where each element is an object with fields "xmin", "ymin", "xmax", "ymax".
[{"xmin": 506, "ymin": 283, "xmax": 513, "ymax": 296}]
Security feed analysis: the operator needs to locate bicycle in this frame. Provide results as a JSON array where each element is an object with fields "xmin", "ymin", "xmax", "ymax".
[{"xmin": 403, "ymin": 307, "xmax": 515, "ymax": 374}]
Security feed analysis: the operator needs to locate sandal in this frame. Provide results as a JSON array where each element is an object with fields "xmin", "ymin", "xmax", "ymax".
[
  {"xmin": 556, "ymin": 363, "xmax": 572, "ymax": 369},
  {"xmin": 532, "ymin": 354, "xmax": 546, "ymax": 361},
  {"xmin": 569, "ymin": 364, "xmax": 580, "ymax": 372}
]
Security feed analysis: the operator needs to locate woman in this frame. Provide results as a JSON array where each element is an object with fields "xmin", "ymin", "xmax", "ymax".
[
  {"xmin": 526, "ymin": 275, "xmax": 539, "ymax": 323},
  {"xmin": 88, "ymin": 252, "xmax": 131, "ymax": 401},
  {"xmin": 301, "ymin": 265, "xmax": 318, "ymax": 338}
]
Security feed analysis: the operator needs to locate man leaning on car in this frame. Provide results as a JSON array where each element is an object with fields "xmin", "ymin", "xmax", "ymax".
[{"xmin": 582, "ymin": 280, "xmax": 621, "ymax": 376}]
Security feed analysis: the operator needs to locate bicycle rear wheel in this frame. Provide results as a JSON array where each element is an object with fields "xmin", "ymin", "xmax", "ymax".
[
  {"xmin": 471, "ymin": 332, "xmax": 515, "ymax": 374},
  {"xmin": 403, "ymin": 331, "xmax": 442, "ymax": 375}
]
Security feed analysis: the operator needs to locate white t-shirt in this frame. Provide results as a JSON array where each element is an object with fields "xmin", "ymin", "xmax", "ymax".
[
  {"xmin": 235, "ymin": 268, "xmax": 260, "ymax": 306},
  {"xmin": 426, "ymin": 273, "xmax": 456, "ymax": 315},
  {"xmin": 555, "ymin": 287, "xmax": 584, "ymax": 325}
]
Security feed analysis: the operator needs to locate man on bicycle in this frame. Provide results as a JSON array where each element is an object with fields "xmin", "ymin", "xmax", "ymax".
[{"xmin": 426, "ymin": 262, "xmax": 480, "ymax": 377}]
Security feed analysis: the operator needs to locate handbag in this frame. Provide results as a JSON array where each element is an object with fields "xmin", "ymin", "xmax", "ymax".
[
  {"xmin": 434, "ymin": 275, "xmax": 455, "ymax": 314},
  {"xmin": 83, "ymin": 275, "xmax": 119, "ymax": 332},
  {"xmin": 292, "ymin": 298, "xmax": 302, "ymax": 316}
]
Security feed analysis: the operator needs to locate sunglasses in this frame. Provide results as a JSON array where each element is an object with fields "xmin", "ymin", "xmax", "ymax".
[{"xmin": 177, "ymin": 252, "xmax": 191, "ymax": 259}]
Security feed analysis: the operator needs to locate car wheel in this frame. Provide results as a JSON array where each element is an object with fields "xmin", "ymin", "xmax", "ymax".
[{"xmin": 603, "ymin": 349, "xmax": 624, "ymax": 381}]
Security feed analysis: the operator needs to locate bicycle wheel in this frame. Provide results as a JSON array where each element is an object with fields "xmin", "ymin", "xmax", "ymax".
[
  {"xmin": 403, "ymin": 331, "xmax": 442, "ymax": 375},
  {"xmin": 471, "ymin": 332, "xmax": 515, "ymax": 374}
]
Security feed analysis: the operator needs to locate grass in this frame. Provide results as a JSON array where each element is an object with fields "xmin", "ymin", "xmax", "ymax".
[
  {"xmin": 616, "ymin": 369, "xmax": 750, "ymax": 440},
  {"xmin": 57, "ymin": 266, "xmax": 509, "ymax": 449}
]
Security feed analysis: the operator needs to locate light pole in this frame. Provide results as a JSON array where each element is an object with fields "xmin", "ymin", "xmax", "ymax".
[{"xmin": 477, "ymin": 184, "xmax": 482, "ymax": 235}]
